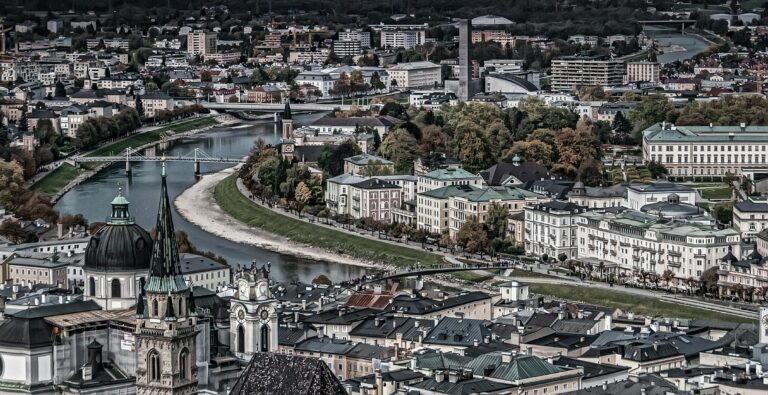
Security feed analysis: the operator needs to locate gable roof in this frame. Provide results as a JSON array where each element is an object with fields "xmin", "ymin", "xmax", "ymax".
[{"xmin": 480, "ymin": 161, "xmax": 549, "ymax": 185}]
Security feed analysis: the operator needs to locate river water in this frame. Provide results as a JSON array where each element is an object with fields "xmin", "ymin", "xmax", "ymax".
[
  {"xmin": 644, "ymin": 26, "xmax": 711, "ymax": 64},
  {"xmin": 54, "ymin": 113, "xmax": 370, "ymax": 282}
]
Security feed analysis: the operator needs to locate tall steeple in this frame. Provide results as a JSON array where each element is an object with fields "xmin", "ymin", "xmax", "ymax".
[
  {"xmin": 283, "ymin": 101, "xmax": 292, "ymax": 120},
  {"xmin": 145, "ymin": 159, "xmax": 188, "ymax": 294},
  {"xmin": 135, "ymin": 159, "xmax": 199, "ymax": 395}
]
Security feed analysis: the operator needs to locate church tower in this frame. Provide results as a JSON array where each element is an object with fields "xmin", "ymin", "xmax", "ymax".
[
  {"xmin": 230, "ymin": 263, "xmax": 278, "ymax": 359},
  {"xmin": 281, "ymin": 101, "xmax": 293, "ymax": 139},
  {"xmin": 280, "ymin": 102, "xmax": 295, "ymax": 161},
  {"xmin": 135, "ymin": 160, "xmax": 199, "ymax": 395}
]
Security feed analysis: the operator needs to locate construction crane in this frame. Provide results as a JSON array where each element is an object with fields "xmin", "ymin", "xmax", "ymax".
[{"xmin": 0, "ymin": 25, "xmax": 12, "ymax": 55}]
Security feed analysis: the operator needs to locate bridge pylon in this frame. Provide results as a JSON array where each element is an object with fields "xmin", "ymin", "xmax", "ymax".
[{"xmin": 125, "ymin": 147, "xmax": 132, "ymax": 174}]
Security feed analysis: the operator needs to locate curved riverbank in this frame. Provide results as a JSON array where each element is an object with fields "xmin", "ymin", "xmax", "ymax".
[{"xmin": 174, "ymin": 167, "xmax": 380, "ymax": 269}]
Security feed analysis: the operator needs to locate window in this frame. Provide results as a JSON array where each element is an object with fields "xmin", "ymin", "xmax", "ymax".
[
  {"xmin": 89, "ymin": 277, "xmax": 96, "ymax": 297},
  {"xmin": 179, "ymin": 348, "xmax": 189, "ymax": 380},
  {"xmin": 152, "ymin": 299, "xmax": 159, "ymax": 316},
  {"xmin": 237, "ymin": 325, "xmax": 245, "ymax": 353},
  {"xmin": 111, "ymin": 278, "xmax": 121, "ymax": 298},
  {"xmin": 261, "ymin": 324, "xmax": 270, "ymax": 352},
  {"xmin": 148, "ymin": 350, "xmax": 161, "ymax": 382}
]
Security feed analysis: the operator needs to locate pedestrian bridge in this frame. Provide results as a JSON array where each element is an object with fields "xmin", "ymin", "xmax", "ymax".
[
  {"xmin": 73, "ymin": 147, "xmax": 245, "ymax": 174},
  {"xmin": 200, "ymin": 102, "xmax": 368, "ymax": 112}
]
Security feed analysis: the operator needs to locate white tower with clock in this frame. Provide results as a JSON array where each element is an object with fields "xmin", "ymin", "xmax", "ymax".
[{"xmin": 230, "ymin": 263, "xmax": 279, "ymax": 359}]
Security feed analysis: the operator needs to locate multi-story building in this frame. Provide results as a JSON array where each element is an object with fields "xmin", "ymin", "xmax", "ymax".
[
  {"xmin": 625, "ymin": 61, "xmax": 660, "ymax": 83},
  {"xmin": 577, "ymin": 206, "xmax": 740, "ymax": 284},
  {"xmin": 325, "ymin": 174, "xmax": 404, "ymax": 222},
  {"xmin": 338, "ymin": 29, "xmax": 371, "ymax": 48},
  {"xmin": 380, "ymin": 30, "xmax": 426, "ymax": 49},
  {"xmin": 388, "ymin": 61, "xmax": 441, "ymax": 89},
  {"xmin": 5, "ymin": 251, "xmax": 74, "ymax": 287},
  {"xmin": 187, "ymin": 30, "xmax": 218, "ymax": 56},
  {"xmin": 245, "ymin": 85, "xmax": 284, "ymax": 103},
  {"xmin": 550, "ymin": 56, "xmax": 625, "ymax": 91},
  {"xmin": 448, "ymin": 186, "xmax": 549, "ymax": 237},
  {"xmin": 524, "ymin": 201, "xmax": 587, "ymax": 260},
  {"xmin": 86, "ymin": 38, "xmax": 130, "ymax": 50},
  {"xmin": 417, "ymin": 168, "xmax": 482, "ymax": 194},
  {"xmin": 60, "ymin": 105, "xmax": 92, "ymax": 138},
  {"xmin": 642, "ymin": 123, "xmax": 768, "ymax": 179},
  {"xmin": 332, "ymin": 40, "xmax": 362, "ymax": 57},
  {"xmin": 179, "ymin": 253, "xmax": 231, "ymax": 291},
  {"xmin": 733, "ymin": 199, "xmax": 768, "ymax": 238},
  {"xmin": 132, "ymin": 92, "xmax": 175, "ymax": 118},
  {"xmin": 295, "ymin": 71, "xmax": 338, "ymax": 97}
]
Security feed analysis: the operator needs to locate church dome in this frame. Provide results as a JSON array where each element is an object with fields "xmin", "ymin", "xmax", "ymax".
[{"xmin": 84, "ymin": 189, "xmax": 152, "ymax": 271}]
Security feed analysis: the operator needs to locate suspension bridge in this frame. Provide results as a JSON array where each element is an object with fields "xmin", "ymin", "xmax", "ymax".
[{"xmin": 73, "ymin": 147, "xmax": 246, "ymax": 175}]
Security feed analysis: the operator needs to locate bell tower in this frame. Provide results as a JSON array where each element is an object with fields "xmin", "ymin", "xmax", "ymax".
[
  {"xmin": 230, "ymin": 263, "xmax": 278, "ymax": 360},
  {"xmin": 135, "ymin": 160, "xmax": 199, "ymax": 395},
  {"xmin": 280, "ymin": 102, "xmax": 295, "ymax": 160}
]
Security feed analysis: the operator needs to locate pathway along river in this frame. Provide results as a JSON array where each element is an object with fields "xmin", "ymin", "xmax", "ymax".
[{"xmin": 55, "ymin": 113, "xmax": 370, "ymax": 282}]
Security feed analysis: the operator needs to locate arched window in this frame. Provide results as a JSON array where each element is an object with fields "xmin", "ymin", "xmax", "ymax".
[
  {"xmin": 111, "ymin": 278, "xmax": 121, "ymax": 298},
  {"xmin": 237, "ymin": 325, "xmax": 245, "ymax": 353},
  {"xmin": 88, "ymin": 277, "xmax": 96, "ymax": 297},
  {"xmin": 179, "ymin": 348, "xmax": 188, "ymax": 380},
  {"xmin": 147, "ymin": 349, "xmax": 160, "ymax": 382},
  {"xmin": 260, "ymin": 324, "xmax": 270, "ymax": 352},
  {"xmin": 152, "ymin": 299, "xmax": 159, "ymax": 317},
  {"xmin": 139, "ymin": 277, "xmax": 146, "ymax": 291}
]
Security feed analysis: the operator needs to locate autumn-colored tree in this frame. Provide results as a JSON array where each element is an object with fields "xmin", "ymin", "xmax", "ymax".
[
  {"xmin": 294, "ymin": 182, "xmax": 312, "ymax": 216},
  {"xmin": 419, "ymin": 124, "xmax": 448, "ymax": 153},
  {"xmin": 662, "ymin": 269, "xmax": 675, "ymax": 287},
  {"xmin": 574, "ymin": 85, "xmax": 607, "ymax": 101},
  {"xmin": 555, "ymin": 119, "xmax": 601, "ymax": 169},
  {"xmin": 485, "ymin": 202, "xmax": 508, "ymax": 239},
  {"xmin": 504, "ymin": 140, "xmax": 554, "ymax": 167},
  {"xmin": 312, "ymin": 274, "xmax": 332, "ymax": 285},
  {"xmin": 456, "ymin": 216, "xmax": 488, "ymax": 254},
  {"xmin": 457, "ymin": 130, "xmax": 493, "ymax": 173},
  {"xmin": 439, "ymin": 230, "xmax": 454, "ymax": 252},
  {"xmin": 0, "ymin": 220, "xmax": 35, "ymax": 244},
  {"xmin": 628, "ymin": 94, "xmax": 677, "ymax": 136},
  {"xmin": 0, "ymin": 160, "xmax": 26, "ymax": 209},
  {"xmin": 378, "ymin": 128, "xmax": 421, "ymax": 174}
]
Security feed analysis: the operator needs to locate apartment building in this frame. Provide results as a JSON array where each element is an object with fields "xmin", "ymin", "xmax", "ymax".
[
  {"xmin": 86, "ymin": 38, "xmax": 130, "ymax": 50},
  {"xmin": 524, "ymin": 201, "xmax": 587, "ymax": 261},
  {"xmin": 625, "ymin": 61, "xmax": 660, "ymax": 83},
  {"xmin": 295, "ymin": 71, "xmax": 338, "ymax": 96},
  {"xmin": 338, "ymin": 29, "xmax": 371, "ymax": 48},
  {"xmin": 179, "ymin": 253, "xmax": 231, "ymax": 292},
  {"xmin": 187, "ymin": 30, "xmax": 218, "ymax": 56},
  {"xmin": 642, "ymin": 123, "xmax": 768, "ymax": 179},
  {"xmin": 325, "ymin": 174, "xmax": 405, "ymax": 222},
  {"xmin": 388, "ymin": 61, "xmax": 441, "ymax": 89},
  {"xmin": 131, "ymin": 92, "xmax": 175, "ymax": 118},
  {"xmin": 577, "ymin": 208, "xmax": 740, "ymax": 283},
  {"xmin": 550, "ymin": 56, "xmax": 625, "ymax": 91},
  {"xmin": 332, "ymin": 40, "xmax": 362, "ymax": 57},
  {"xmin": 380, "ymin": 30, "xmax": 426, "ymax": 49}
]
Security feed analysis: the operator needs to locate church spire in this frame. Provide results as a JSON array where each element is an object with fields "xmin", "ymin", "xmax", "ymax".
[
  {"xmin": 283, "ymin": 101, "xmax": 292, "ymax": 120},
  {"xmin": 145, "ymin": 159, "xmax": 187, "ymax": 294}
]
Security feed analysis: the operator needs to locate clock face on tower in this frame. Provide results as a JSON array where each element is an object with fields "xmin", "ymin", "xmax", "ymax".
[
  {"xmin": 259, "ymin": 306, "xmax": 269, "ymax": 322},
  {"xmin": 235, "ymin": 305, "xmax": 246, "ymax": 323},
  {"xmin": 763, "ymin": 315, "xmax": 768, "ymax": 326}
]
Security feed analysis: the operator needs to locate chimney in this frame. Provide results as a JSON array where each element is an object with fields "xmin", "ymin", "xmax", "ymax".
[
  {"xmin": 746, "ymin": 363, "xmax": 751, "ymax": 375},
  {"xmin": 448, "ymin": 370, "xmax": 459, "ymax": 384},
  {"xmin": 435, "ymin": 371, "xmax": 445, "ymax": 383},
  {"xmin": 501, "ymin": 352, "xmax": 512, "ymax": 363},
  {"xmin": 577, "ymin": 310, "xmax": 583, "ymax": 319},
  {"xmin": 602, "ymin": 380, "xmax": 608, "ymax": 391},
  {"xmin": 484, "ymin": 335, "xmax": 490, "ymax": 344},
  {"xmin": 473, "ymin": 339, "xmax": 479, "ymax": 347},
  {"xmin": 41, "ymin": 294, "xmax": 47, "ymax": 304},
  {"xmin": 741, "ymin": 122, "xmax": 747, "ymax": 131},
  {"xmin": 57, "ymin": 223, "xmax": 64, "ymax": 238},
  {"xmin": 732, "ymin": 374, "xmax": 737, "ymax": 382},
  {"xmin": 375, "ymin": 370, "xmax": 383, "ymax": 392}
]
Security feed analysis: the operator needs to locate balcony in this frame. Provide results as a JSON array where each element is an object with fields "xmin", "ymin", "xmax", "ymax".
[
  {"xmin": 610, "ymin": 240, "xmax": 617, "ymax": 245},
  {"xmin": 694, "ymin": 253, "xmax": 707, "ymax": 259},
  {"xmin": 632, "ymin": 256, "xmax": 640, "ymax": 261},
  {"xmin": 352, "ymin": 196, "xmax": 360, "ymax": 202},
  {"xmin": 668, "ymin": 261, "xmax": 681, "ymax": 268},
  {"xmin": 668, "ymin": 251, "xmax": 682, "ymax": 257}
]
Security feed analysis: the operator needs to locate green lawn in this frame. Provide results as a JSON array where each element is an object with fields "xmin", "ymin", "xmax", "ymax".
[
  {"xmin": 214, "ymin": 174, "xmax": 443, "ymax": 267},
  {"xmin": 529, "ymin": 283, "xmax": 753, "ymax": 324},
  {"xmin": 697, "ymin": 187, "xmax": 732, "ymax": 200},
  {"xmin": 31, "ymin": 163, "xmax": 81, "ymax": 196},
  {"xmin": 86, "ymin": 117, "xmax": 218, "ymax": 158}
]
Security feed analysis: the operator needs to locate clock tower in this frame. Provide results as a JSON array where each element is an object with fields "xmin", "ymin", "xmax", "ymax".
[{"xmin": 230, "ymin": 263, "xmax": 278, "ymax": 359}]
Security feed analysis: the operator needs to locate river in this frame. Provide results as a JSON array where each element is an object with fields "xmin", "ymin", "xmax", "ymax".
[
  {"xmin": 644, "ymin": 26, "xmax": 711, "ymax": 64},
  {"xmin": 54, "ymin": 113, "xmax": 371, "ymax": 283}
]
